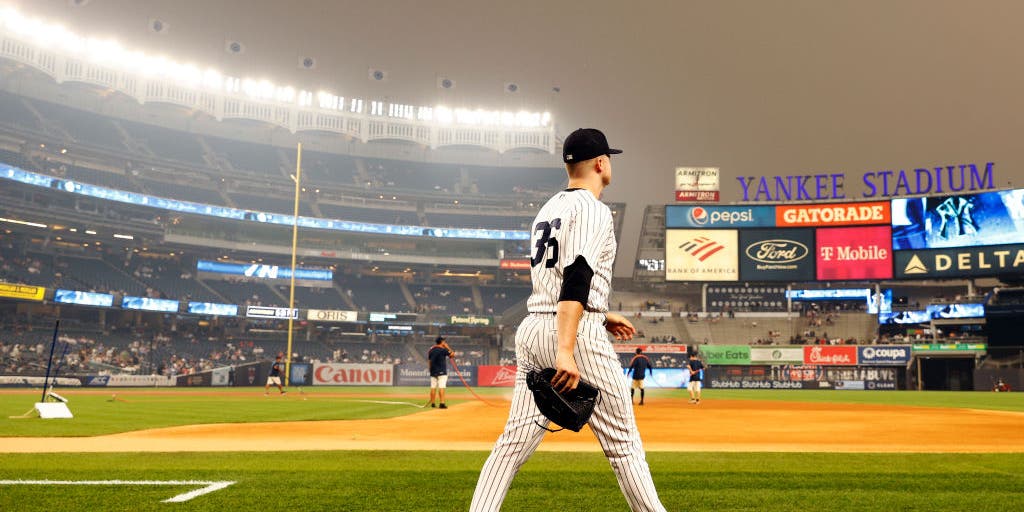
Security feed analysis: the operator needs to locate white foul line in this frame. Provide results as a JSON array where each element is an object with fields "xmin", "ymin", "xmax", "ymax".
[{"xmin": 0, "ymin": 479, "xmax": 236, "ymax": 503}]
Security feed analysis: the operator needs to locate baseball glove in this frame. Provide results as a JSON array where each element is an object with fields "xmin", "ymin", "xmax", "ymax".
[{"xmin": 526, "ymin": 368, "xmax": 600, "ymax": 432}]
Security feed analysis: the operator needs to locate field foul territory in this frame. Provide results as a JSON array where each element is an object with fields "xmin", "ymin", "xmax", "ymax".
[{"xmin": 0, "ymin": 479, "xmax": 235, "ymax": 503}]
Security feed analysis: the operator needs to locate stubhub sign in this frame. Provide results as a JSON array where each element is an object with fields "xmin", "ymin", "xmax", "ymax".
[{"xmin": 665, "ymin": 205, "xmax": 776, "ymax": 228}]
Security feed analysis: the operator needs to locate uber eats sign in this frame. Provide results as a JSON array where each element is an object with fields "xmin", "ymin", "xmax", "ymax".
[{"xmin": 698, "ymin": 345, "xmax": 751, "ymax": 365}]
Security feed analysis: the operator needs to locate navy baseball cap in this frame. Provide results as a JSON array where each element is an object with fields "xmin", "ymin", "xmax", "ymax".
[
  {"xmin": 435, "ymin": 336, "xmax": 446, "ymax": 343},
  {"xmin": 562, "ymin": 128, "xmax": 622, "ymax": 164}
]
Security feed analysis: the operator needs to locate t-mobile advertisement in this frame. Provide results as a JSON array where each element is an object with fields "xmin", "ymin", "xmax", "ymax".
[{"xmin": 816, "ymin": 226, "xmax": 893, "ymax": 280}]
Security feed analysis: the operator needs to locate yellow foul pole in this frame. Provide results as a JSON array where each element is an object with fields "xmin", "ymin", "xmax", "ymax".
[{"xmin": 285, "ymin": 142, "xmax": 302, "ymax": 383}]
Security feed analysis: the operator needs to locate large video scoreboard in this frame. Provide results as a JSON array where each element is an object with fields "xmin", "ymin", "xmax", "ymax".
[{"xmin": 666, "ymin": 188, "xmax": 1024, "ymax": 282}]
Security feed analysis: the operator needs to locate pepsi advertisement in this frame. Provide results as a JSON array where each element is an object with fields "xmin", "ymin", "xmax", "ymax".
[
  {"xmin": 891, "ymin": 188, "xmax": 1024, "ymax": 250},
  {"xmin": 738, "ymin": 229, "xmax": 815, "ymax": 282},
  {"xmin": 665, "ymin": 205, "xmax": 776, "ymax": 228}
]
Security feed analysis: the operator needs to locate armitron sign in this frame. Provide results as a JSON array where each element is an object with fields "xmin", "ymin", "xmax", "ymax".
[{"xmin": 313, "ymin": 363, "xmax": 393, "ymax": 386}]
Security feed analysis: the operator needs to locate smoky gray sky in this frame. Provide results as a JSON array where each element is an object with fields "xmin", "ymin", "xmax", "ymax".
[{"xmin": 17, "ymin": 0, "xmax": 1024, "ymax": 276}]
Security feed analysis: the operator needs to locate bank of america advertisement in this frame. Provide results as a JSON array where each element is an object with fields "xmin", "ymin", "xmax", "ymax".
[
  {"xmin": 665, "ymin": 229, "xmax": 738, "ymax": 281},
  {"xmin": 739, "ymin": 229, "xmax": 815, "ymax": 282},
  {"xmin": 892, "ymin": 189, "xmax": 1024, "ymax": 250},
  {"xmin": 674, "ymin": 167, "xmax": 720, "ymax": 202}
]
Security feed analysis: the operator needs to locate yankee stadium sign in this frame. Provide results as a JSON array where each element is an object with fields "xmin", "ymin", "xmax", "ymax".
[{"xmin": 737, "ymin": 162, "xmax": 995, "ymax": 201}]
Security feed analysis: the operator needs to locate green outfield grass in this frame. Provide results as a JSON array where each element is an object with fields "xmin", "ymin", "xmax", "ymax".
[
  {"xmin": 0, "ymin": 451, "xmax": 1021, "ymax": 511},
  {"xmin": 1, "ymin": 387, "xmax": 1022, "ymax": 437}
]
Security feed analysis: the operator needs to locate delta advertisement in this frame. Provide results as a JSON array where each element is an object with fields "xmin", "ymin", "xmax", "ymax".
[
  {"xmin": 894, "ymin": 243, "xmax": 1024, "ymax": 279},
  {"xmin": 0, "ymin": 282, "xmax": 45, "ymax": 301},
  {"xmin": 665, "ymin": 229, "xmax": 739, "ymax": 281},
  {"xmin": 313, "ymin": 363, "xmax": 394, "ymax": 386},
  {"xmin": 815, "ymin": 226, "xmax": 893, "ymax": 280},
  {"xmin": 739, "ymin": 229, "xmax": 815, "ymax": 282},
  {"xmin": 891, "ymin": 188, "xmax": 1024, "ymax": 251}
]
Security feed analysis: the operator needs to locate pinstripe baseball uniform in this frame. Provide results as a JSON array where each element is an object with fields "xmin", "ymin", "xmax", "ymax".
[{"xmin": 470, "ymin": 188, "xmax": 666, "ymax": 512}]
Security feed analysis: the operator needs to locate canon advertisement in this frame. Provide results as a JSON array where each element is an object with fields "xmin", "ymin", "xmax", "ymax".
[
  {"xmin": 891, "ymin": 188, "xmax": 1024, "ymax": 250},
  {"xmin": 894, "ymin": 243, "xmax": 1024, "ymax": 279},
  {"xmin": 665, "ymin": 229, "xmax": 739, "ymax": 281},
  {"xmin": 312, "ymin": 363, "xmax": 394, "ymax": 386},
  {"xmin": 815, "ymin": 226, "xmax": 893, "ymax": 280},
  {"xmin": 738, "ymin": 229, "xmax": 815, "ymax": 282}
]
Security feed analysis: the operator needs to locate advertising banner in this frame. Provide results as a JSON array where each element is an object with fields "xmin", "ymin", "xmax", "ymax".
[
  {"xmin": 53, "ymin": 289, "xmax": 114, "ymax": 307},
  {"xmin": 499, "ymin": 259, "xmax": 531, "ymax": 270},
  {"xmin": 449, "ymin": 315, "xmax": 492, "ymax": 326},
  {"xmin": 708, "ymin": 285, "xmax": 788, "ymax": 312},
  {"xmin": 313, "ymin": 363, "xmax": 394, "ymax": 386},
  {"xmin": 0, "ymin": 282, "xmax": 44, "ymax": 301},
  {"xmin": 893, "ymin": 243, "xmax": 1024, "ymax": 279},
  {"xmin": 233, "ymin": 363, "xmax": 268, "ymax": 386},
  {"xmin": 750, "ymin": 347, "xmax": 805, "ymax": 364},
  {"xmin": 815, "ymin": 226, "xmax": 893, "ymax": 280},
  {"xmin": 912, "ymin": 343, "xmax": 987, "ymax": 352},
  {"xmin": 306, "ymin": 309, "xmax": 358, "ymax": 322},
  {"xmin": 819, "ymin": 366, "xmax": 899, "ymax": 390},
  {"xmin": 188, "ymin": 302, "xmax": 238, "ymax": 316},
  {"xmin": 665, "ymin": 229, "xmax": 739, "ymax": 281},
  {"xmin": 674, "ymin": 167, "xmax": 720, "ymax": 202},
  {"xmin": 211, "ymin": 366, "xmax": 231, "ymax": 386},
  {"xmin": 394, "ymin": 364, "xmax": 432, "ymax": 386},
  {"xmin": 176, "ymin": 372, "xmax": 212, "ymax": 387},
  {"xmin": 699, "ymin": 345, "xmax": 751, "ymax": 365},
  {"xmin": 776, "ymin": 201, "xmax": 890, "ymax": 227},
  {"xmin": 803, "ymin": 345, "xmax": 858, "ymax": 365},
  {"xmin": 738, "ymin": 229, "xmax": 815, "ymax": 282},
  {"xmin": 289, "ymin": 363, "xmax": 312, "ymax": 386},
  {"xmin": 105, "ymin": 374, "xmax": 175, "ymax": 387},
  {"xmin": 121, "ymin": 296, "xmax": 180, "ymax": 313},
  {"xmin": 665, "ymin": 205, "xmax": 776, "ymax": 228},
  {"xmin": 478, "ymin": 365, "xmax": 517, "ymax": 387},
  {"xmin": 621, "ymin": 368, "xmax": 689, "ymax": 388},
  {"xmin": 857, "ymin": 345, "xmax": 912, "ymax": 365},
  {"xmin": 246, "ymin": 305, "xmax": 298, "ymax": 319},
  {"xmin": 891, "ymin": 188, "xmax": 1024, "ymax": 250},
  {"xmin": 197, "ymin": 259, "xmax": 333, "ymax": 281},
  {"xmin": 613, "ymin": 344, "xmax": 689, "ymax": 354}
]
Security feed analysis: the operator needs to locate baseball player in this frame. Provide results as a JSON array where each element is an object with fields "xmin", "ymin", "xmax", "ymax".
[
  {"xmin": 428, "ymin": 336, "xmax": 454, "ymax": 408},
  {"xmin": 626, "ymin": 348, "xmax": 654, "ymax": 405},
  {"xmin": 264, "ymin": 354, "xmax": 286, "ymax": 396},
  {"xmin": 470, "ymin": 128, "xmax": 666, "ymax": 512}
]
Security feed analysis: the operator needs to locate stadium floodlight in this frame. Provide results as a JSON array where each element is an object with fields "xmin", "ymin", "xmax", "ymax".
[
  {"xmin": 112, "ymin": 233, "xmax": 134, "ymax": 240},
  {"xmin": 0, "ymin": 217, "xmax": 47, "ymax": 228},
  {"xmin": 0, "ymin": 6, "xmax": 557, "ymax": 137}
]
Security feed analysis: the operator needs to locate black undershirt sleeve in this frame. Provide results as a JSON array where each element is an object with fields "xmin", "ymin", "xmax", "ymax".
[{"xmin": 558, "ymin": 255, "xmax": 594, "ymax": 306}]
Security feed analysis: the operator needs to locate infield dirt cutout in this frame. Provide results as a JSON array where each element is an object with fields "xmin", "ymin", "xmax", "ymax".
[{"xmin": 2, "ymin": 393, "xmax": 1022, "ymax": 453}]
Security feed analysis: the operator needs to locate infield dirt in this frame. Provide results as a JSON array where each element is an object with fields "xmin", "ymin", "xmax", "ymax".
[{"xmin": 2, "ymin": 395, "xmax": 1022, "ymax": 453}]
